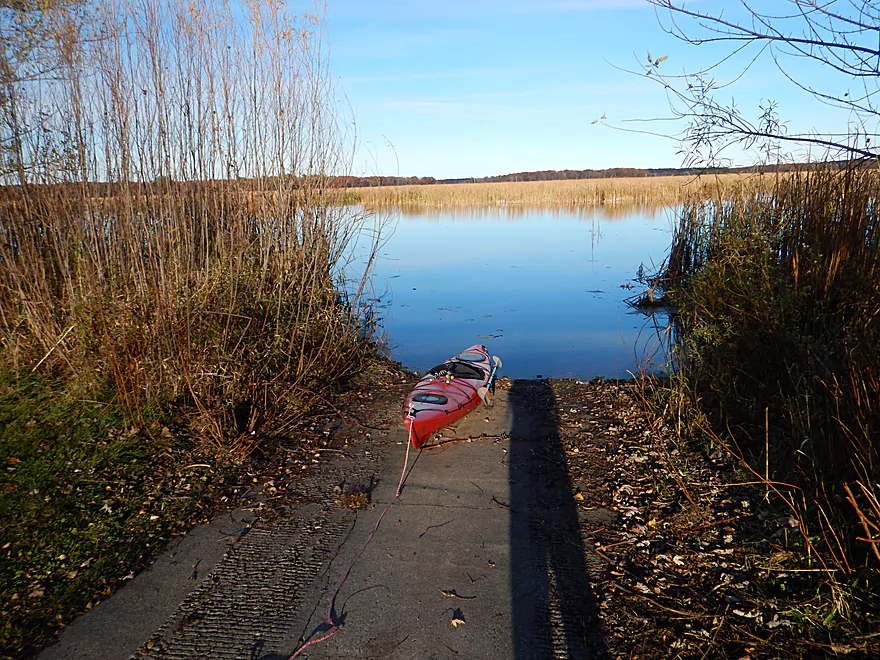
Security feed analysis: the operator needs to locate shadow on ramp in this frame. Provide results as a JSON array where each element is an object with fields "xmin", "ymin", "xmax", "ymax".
[{"xmin": 508, "ymin": 379, "xmax": 609, "ymax": 659}]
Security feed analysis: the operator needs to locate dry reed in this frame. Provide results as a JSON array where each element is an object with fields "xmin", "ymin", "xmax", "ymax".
[
  {"xmin": 0, "ymin": 0, "xmax": 380, "ymax": 449},
  {"xmin": 341, "ymin": 173, "xmax": 771, "ymax": 211},
  {"xmin": 662, "ymin": 165, "xmax": 880, "ymax": 572}
]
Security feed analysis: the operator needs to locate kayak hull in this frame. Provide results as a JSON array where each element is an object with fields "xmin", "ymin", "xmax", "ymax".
[{"xmin": 402, "ymin": 344, "xmax": 496, "ymax": 449}]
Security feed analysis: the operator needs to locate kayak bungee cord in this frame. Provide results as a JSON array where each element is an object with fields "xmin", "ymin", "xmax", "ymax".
[{"xmin": 288, "ymin": 420, "xmax": 416, "ymax": 659}]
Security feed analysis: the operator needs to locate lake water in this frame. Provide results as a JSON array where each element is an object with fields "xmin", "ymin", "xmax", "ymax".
[{"xmin": 365, "ymin": 205, "xmax": 675, "ymax": 380}]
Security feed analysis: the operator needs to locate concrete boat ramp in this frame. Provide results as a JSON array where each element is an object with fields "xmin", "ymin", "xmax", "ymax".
[{"xmin": 38, "ymin": 382, "xmax": 609, "ymax": 659}]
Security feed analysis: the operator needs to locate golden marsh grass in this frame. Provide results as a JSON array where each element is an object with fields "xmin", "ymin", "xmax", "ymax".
[{"xmin": 343, "ymin": 173, "xmax": 771, "ymax": 211}]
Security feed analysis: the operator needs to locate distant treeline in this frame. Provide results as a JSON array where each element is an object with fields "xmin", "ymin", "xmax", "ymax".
[
  {"xmin": 1, "ymin": 163, "xmax": 858, "ymax": 196},
  {"xmin": 331, "ymin": 162, "xmax": 853, "ymax": 188}
]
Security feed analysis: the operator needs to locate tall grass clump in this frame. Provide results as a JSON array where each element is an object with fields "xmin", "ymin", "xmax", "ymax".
[
  {"xmin": 0, "ymin": 0, "xmax": 380, "ymax": 451},
  {"xmin": 663, "ymin": 165, "xmax": 880, "ymax": 570}
]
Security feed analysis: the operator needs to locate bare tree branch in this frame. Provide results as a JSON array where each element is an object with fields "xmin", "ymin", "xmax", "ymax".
[{"xmin": 641, "ymin": 0, "xmax": 880, "ymax": 164}]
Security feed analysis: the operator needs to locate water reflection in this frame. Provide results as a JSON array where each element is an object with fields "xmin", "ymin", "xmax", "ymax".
[
  {"xmin": 370, "ymin": 205, "xmax": 674, "ymax": 380},
  {"xmin": 385, "ymin": 203, "xmax": 668, "ymax": 221}
]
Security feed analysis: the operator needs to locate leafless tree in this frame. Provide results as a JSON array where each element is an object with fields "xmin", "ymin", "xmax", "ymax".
[{"xmin": 643, "ymin": 0, "xmax": 880, "ymax": 165}]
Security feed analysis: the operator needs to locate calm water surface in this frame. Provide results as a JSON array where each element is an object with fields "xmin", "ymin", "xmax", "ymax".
[{"xmin": 368, "ymin": 206, "xmax": 674, "ymax": 380}]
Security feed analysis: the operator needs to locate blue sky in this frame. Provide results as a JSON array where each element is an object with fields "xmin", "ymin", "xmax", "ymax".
[{"xmin": 324, "ymin": 0, "xmax": 864, "ymax": 179}]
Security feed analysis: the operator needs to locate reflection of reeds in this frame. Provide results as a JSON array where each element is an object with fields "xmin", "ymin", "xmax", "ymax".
[
  {"xmin": 0, "ymin": 0, "xmax": 378, "ymax": 447},
  {"xmin": 366, "ymin": 203, "xmax": 670, "ymax": 222},
  {"xmin": 662, "ymin": 165, "xmax": 880, "ymax": 574},
  {"xmin": 341, "ymin": 174, "xmax": 770, "ymax": 210}
]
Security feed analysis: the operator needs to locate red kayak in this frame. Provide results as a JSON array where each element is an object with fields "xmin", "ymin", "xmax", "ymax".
[{"xmin": 402, "ymin": 344, "xmax": 502, "ymax": 449}]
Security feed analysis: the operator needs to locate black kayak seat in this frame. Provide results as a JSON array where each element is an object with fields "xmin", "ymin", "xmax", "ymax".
[{"xmin": 427, "ymin": 360, "xmax": 485, "ymax": 380}]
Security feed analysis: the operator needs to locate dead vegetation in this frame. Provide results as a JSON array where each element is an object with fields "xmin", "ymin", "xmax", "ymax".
[
  {"xmin": 0, "ymin": 0, "xmax": 383, "ymax": 446},
  {"xmin": 0, "ymin": 1, "xmax": 385, "ymax": 655},
  {"xmin": 550, "ymin": 377, "xmax": 879, "ymax": 659}
]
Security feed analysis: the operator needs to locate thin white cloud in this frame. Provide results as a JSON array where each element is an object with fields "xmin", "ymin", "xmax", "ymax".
[
  {"xmin": 507, "ymin": 0, "xmax": 648, "ymax": 12},
  {"xmin": 365, "ymin": 75, "xmax": 658, "ymax": 109},
  {"xmin": 329, "ymin": 0, "xmax": 646, "ymax": 22},
  {"xmin": 340, "ymin": 65, "xmax": 546, "ymax": 86},
  {"xmin": 373, "ymin": 98, "xmax": 551, "ymax": 122}
]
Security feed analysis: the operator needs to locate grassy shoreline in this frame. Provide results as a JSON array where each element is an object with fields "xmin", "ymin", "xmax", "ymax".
[
  {"xmin": 0, "ymin": 374, "xmax": 237, "ymax": 657},
  {"xmin": 0, "ymin": 0, "xmax": 382, "ymax": 655},
  {"xmin": 5, "ymin": 166, "xmax": 878, "ymax": 655}
]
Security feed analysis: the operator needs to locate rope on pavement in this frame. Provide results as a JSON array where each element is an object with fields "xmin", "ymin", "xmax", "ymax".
[{"xmin": 288, "ymin": 425, "xmax": 414, "ymax": 659}]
